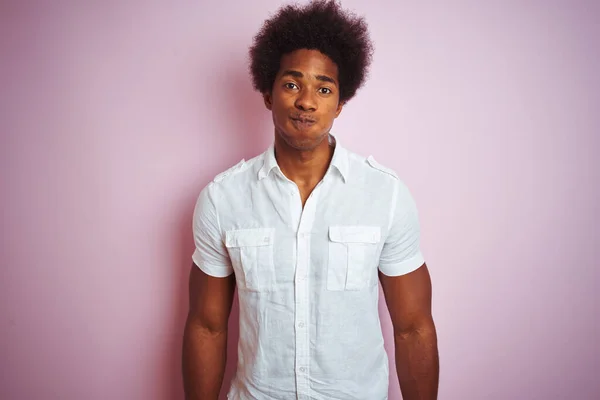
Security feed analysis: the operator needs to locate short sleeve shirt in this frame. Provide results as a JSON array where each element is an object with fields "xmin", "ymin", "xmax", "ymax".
[{"xmin": 192, "ymin": 135, "xmax": 425, "ymax": 400}]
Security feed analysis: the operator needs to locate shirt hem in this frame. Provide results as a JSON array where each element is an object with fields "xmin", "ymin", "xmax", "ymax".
[
  {"xmin": 378, "ymin": 252, "xmax": 425, "ymax": 276},
  {"xmin": 192, "ymin": 251, "xmax": 233, "ymax": 277}
]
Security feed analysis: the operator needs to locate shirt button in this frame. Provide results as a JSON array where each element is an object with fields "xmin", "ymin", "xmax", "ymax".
[
  {"xmin": 299, "ymin": 367, "xmax": 306, "ymax": 373},
  {"xmin": 298, "ymin": 322, "xmax": 305, "ymax": 328}
]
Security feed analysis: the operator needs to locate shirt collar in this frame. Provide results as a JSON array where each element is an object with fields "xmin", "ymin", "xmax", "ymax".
[{"xmin": 258, "ymin": 133, "xmax": 348, "ymax": 183}]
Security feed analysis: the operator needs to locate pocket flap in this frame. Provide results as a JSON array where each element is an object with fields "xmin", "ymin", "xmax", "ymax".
[
  {"xmin": 329, "ymin": 226, "xmax": 381, "ymax": 244},
  {"xmin": 225, "ymin": 228, "xmax": 274, "ymax": 247}
]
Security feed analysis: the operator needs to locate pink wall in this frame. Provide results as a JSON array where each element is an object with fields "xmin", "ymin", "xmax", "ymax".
[{"xmin": 1, "ymin": 1, "xmax": 599, "ymax": 399}]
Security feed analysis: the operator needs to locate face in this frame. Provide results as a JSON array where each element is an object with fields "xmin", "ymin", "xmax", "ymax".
[{"xmin": 263, "ymin": 49, "xmax": 344, "ymax": 151}]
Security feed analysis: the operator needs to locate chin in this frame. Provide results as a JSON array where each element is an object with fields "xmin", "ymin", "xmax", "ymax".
[{"xmin": 278, "ymin": 128, "xmax": 326, "ymax": 150}]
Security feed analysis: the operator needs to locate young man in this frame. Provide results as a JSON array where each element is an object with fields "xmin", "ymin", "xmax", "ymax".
[{"xmin": 182, "ymin": 1, "xmax": 439, "ymax": 399}]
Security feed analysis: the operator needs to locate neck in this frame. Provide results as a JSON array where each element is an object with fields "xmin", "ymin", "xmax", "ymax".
[{"xmin": 274, "ymin": 134, "xmax": 334, "ymax": 188}]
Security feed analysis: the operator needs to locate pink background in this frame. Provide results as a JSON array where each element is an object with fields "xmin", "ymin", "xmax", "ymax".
[{"xmin": 1, "ymin": 1, "xmax": 599, "ymax": 399}]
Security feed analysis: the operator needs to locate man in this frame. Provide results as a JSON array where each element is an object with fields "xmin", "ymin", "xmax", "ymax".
[{"xmin": 182, "ymin": 1, "xmax": 439, "ymax": 399}]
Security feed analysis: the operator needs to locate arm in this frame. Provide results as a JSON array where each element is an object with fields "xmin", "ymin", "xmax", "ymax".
[
  {"xmin": 183, "ymin": 182, "xmax": 235, "ymax": 399},
  {"xmin": 379, "ymin": 263, "xmax": 439, "ymax": 400},
  {"xmin": 182, "ymin": 264, "xmax": 236, "ymax": 400}
]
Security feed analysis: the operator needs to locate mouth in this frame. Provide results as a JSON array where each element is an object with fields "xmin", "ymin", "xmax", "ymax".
[{"xmin": 290, "ymin": 115, "xmax": 316, "ymax": 130}]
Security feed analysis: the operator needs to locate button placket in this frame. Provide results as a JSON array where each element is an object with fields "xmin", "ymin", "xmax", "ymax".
[
  {"xmin": 293, "ymin": 184, "xmax": 321, "ymax": 398},
  {"xmin": 294, "ymin": 233, "xmax": 310, "ymax": 396}
]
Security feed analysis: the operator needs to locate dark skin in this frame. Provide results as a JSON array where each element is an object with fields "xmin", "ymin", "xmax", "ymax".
[
  {"xmin": 182, "ymin": 49, "xmax": 438, "ymax": 400},
  {"xmin": 182, "ymin": 269, "xmax": 235, "ymax": 400},
  {"xmin": 262, "ymin": 49, "xmax": 343, "ymax": 206},
  {"xmin": 380, "ymin": 265, "xmax": 439, "ymax": 400}
]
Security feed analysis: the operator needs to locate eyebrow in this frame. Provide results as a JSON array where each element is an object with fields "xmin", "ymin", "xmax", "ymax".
[{"xmin": 280, "ymin": 70, "xmax": 337, "ymax": 86}]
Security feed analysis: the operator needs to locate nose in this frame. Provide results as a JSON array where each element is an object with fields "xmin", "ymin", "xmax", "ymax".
[{"xmin": 294, "ymin": 89, "xmax": 317, "ymax": 112}]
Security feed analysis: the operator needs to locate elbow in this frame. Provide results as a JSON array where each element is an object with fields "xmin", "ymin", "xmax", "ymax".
[
  {"xmin": 185, "ymin": 314, "xmax": 228, "ymax": 338},
  {"xmin": 393, "ymin": 318, "xmax": 437, "ymax": 341}
]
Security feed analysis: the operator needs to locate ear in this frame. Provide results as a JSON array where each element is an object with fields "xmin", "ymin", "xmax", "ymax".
[
  {"xmin": 334, "ymin": 100, "xmax": 345, "ymax": 118},
  {"xmin": 263, "ymin": 92, "xmax": 273, "ymax": 111}
]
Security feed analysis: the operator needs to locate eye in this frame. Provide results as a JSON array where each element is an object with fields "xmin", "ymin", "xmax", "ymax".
[
  {"xmin": 319, "ymin": 87, "xmax": 332, "ymax": 94},
  {"xmin": 284, "ymin": 82, "xmax": 298, "ymax": 90}
]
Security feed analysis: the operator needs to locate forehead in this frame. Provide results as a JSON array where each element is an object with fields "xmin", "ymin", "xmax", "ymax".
[{"xmin": 278, "ymin": 49, "xmax": 339, "ymax": 79}]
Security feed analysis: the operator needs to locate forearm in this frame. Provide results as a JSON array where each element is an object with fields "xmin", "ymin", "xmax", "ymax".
[
  {"xmin": 182, "ymin": 320, "xmax": 229, "ymax": 400},
  {"xmin": 394, "ymin": 322, "xmax": 439, "ymax": 400}
]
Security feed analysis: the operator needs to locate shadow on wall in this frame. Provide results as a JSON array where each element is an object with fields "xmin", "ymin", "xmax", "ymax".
[{"xmin": 165, "ymin": 57, "xmax": 271, "ymax": 400}]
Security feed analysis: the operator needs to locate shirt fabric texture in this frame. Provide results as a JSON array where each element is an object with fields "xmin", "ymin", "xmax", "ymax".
[{"xmin": 192, "ymin": 135, "xmax": 425, "ymax": 400}]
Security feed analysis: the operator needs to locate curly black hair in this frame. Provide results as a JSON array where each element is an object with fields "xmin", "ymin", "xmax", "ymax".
[{"xmin": 249, "ymin": 0, "xmax": 374, "ymax": 104}]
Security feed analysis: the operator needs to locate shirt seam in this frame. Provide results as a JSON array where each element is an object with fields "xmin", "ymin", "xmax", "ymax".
[
  {"xmin": 211, "ymin": 182, "xmax": 223, "ymax": 234},
  {"xmin": 387, "ymin": 179, "xmax": 399, "ymax": 233}
]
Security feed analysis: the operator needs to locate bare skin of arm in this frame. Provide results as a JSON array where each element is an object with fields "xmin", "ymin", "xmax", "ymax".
[
  {"xmin": 379, "ymin": 263, "xmax": 439, "ymax": 400},
  {"xmin": 182, "ymin": 265, "xmax": 236, "ymax": 400}
]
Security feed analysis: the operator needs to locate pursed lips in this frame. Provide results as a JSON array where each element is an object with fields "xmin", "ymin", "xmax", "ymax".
[{"xmin": 290, "ymin": 114, "xmax": 316, "ymax": 125}]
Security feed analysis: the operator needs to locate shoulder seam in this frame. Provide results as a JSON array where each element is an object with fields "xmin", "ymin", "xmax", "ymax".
[
  {"xmin": 366, "ymin": 155, "xmax": 399, "ymax": 180},
  {"xmin": 213, "ymin": 159, "xmax": 247, "ymax": 183}
]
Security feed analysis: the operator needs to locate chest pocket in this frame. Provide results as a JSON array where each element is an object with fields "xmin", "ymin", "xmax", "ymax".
[
  {"xmin": 225, "ymin": 228, "xmax": 276, "ymax": 292},
  {"xmin": 327, "ymin": 226, "xmax": 381, "ymax": 291}
]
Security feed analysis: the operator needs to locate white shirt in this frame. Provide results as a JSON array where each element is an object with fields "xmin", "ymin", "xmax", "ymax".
[{"xmin": 192, "ymin": 135, "xmax": 425, "ymax": 400}]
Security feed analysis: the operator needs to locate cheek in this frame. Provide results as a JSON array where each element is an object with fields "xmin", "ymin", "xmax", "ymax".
[
  {"xmin": 322, "ymin": 102, "xmax": 340, "ymax": 117},
  {"xmin": 272, "ymin": 103, "xmax": 292, "ymax": 127},
  {"xmin": 272, "ymin": 93, "xmax": 293, "ymax": 113}
]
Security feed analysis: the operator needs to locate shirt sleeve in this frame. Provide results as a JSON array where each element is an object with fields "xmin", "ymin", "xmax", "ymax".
[
  {"xmin": 191, "ymin": 183, "xmax": 233, "ymax": 277},
  {"xmin": 378, "ymin": 180, "xmax": 425, "ymax": 276}
]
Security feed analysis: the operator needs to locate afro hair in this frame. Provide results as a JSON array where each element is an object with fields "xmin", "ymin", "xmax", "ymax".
[{"xmin": 249, "ymin": 0, "xmax": 374, "ymax": 104}]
